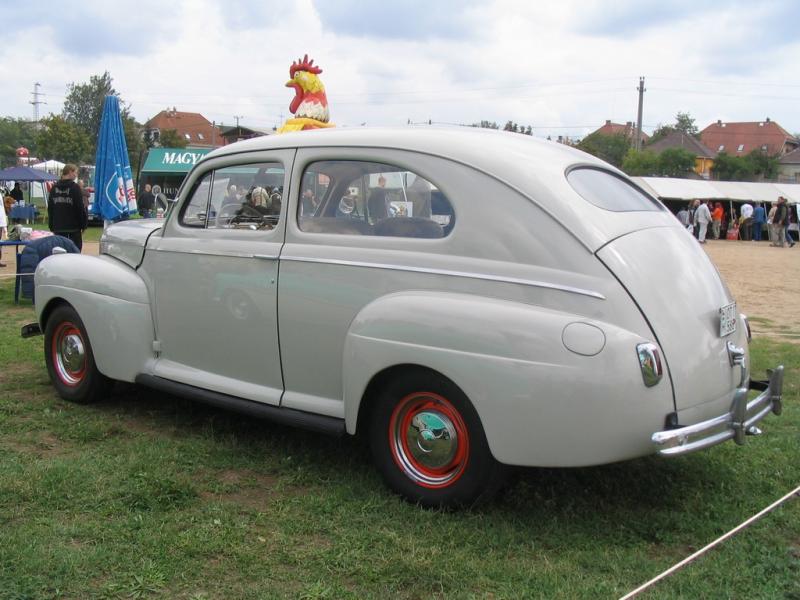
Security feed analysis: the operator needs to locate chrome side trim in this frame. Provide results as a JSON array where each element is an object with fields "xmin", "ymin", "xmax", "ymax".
[
  {"xmin": 280, "ymin": 255, "xmax": 606, "ymax": 300},
  {"xmin": 152, "ymin": 247, "xmax": 279, "ymax": 260},
  {"xmin": 652, "ymin": 365, "xmax": 783, "ymax": 456}
]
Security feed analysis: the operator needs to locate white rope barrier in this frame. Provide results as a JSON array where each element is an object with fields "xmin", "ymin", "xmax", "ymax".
[
  {"xmin": 620, "ymin": 484, "xmax": 800, "ymax": 599},
  {"xmin": 0, "ymin": 272, "xmax": 34, "ymax": 279}
]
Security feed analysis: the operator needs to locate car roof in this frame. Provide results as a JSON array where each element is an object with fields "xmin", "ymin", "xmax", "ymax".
[
  {"xmin": 205, "ymin": 126, "xmax": 604, "ymax": 178},
  {"xmin": 201, "ymin": 127, "xmax": 664, "ymax": 251}
]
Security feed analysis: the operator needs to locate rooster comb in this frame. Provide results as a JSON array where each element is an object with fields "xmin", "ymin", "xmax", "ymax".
[{"xmin": 289, "ymin": 54, "xmax": 323, "ymax": 77}]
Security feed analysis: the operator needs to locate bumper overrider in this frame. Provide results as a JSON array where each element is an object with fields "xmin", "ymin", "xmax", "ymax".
[{"xmin": 652, "ymin": 365, "xmax": 784, "ymax": 456}]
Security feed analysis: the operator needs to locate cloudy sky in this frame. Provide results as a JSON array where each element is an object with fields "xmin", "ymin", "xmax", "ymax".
[{"xmin": 1, "ymin": 0, "xmax": 799, "ymax": 139}]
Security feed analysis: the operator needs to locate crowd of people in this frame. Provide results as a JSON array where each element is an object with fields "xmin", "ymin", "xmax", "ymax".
[{"xmin": 676, "ymin": 197, "xmax": 796, "ymax": 247}]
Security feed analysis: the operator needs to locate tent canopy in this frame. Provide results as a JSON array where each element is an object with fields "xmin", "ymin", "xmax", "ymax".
[
  {"xmin": 0, "ymin": 166, "xmax": 58, "ymax": 182},
  {"xmin": 31, "ymin": 160, "xmax": 65, "ymax": 174},
  {"xmin": 633, "ymin": 176, "xmax": 800, "ymax": 204}
]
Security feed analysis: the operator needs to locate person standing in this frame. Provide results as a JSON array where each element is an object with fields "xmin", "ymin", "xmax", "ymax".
[
  {"xmin": 676, "ymin": 205, "xmax": 690, "ymax": 229},
  {"xmin": 9, "ymin": 182, "xmax": 23, "ymax": 202},
  {"xmin": 771, "ymin": 197, "xmax": 788, "ymax": 248},
  {"xmin": 711, "ymin": 202, "xmax": 724, "ymax": 239},
  {"xmin": 0, "ymin": 197, "xmax": 7, "ymax": 267},
  {"xmin": 739, "ymin": 201, "xmax": 753, "ymax": 240},
  {"xmin": 138, "ymin": 183, "xmax": 156, "ymax": 219},
  {"xmin": 752, "ymin": 202, "xmax": 766, "ymax": 242},
  {"xmin": 695, "ymin": 199, "xmax": 711, "ymax": 243},
  {"xmin": 48, "ymin": 164, "xmax": 87, "ymax": 251}
]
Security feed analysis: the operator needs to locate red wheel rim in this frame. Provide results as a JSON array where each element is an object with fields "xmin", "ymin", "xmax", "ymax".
[
  {"xmin": 388, "ymin": 391, "xmax": 469, "ymax": 489},
  {"xmin": 51, "ymin": 321, "xmax": 87, "ymax": 387}
]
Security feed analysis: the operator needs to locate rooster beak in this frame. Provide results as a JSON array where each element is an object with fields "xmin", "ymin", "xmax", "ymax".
[{"xmin": 285, "ymin": 80, "xmax": 295, "ymax": 87}]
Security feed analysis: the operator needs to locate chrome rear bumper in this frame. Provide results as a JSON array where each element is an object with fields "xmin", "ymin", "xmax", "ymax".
[{"xmin": 652, "ymin": 366, "xmax": 783, "ymax": 456}]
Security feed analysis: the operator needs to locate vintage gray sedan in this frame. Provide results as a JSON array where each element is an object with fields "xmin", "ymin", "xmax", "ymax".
[{"xmin": 28, "ymin": 127, "xmax": 783, "ymax": 507}]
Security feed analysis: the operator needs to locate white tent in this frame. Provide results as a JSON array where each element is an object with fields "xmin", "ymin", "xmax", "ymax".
[
  {"xmin": 633, "ymin": 176, "xmax": 800, "ymax": 203},
  {"xmin": 31, "ymin": 160, "xmax": 65, "ymax": 175}
]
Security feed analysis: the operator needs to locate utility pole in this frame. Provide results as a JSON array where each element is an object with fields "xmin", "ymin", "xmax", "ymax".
[
  {"xmin": 234, "ymin": 115, "xmax": 243, "ymax": 127},
  {"xmin": 30, "ymin": 82, "xmax": 46, "ymax": 126},
  {"xmin": 635, "ymin": 76, "xmax": 646, "ymax": 151}
]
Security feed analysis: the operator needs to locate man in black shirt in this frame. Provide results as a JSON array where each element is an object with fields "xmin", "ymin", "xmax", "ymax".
[
  {"xmin": 48, "ymin": 164, "xmax": 87, "ymax": 250},
  {"xmin": 138, "ymin": 183, "xmax": 156, "ymax": 219}
]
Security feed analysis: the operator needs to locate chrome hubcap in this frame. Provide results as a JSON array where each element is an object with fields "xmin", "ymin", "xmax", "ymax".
[
  {"xmin": 409, "ymin": 411, "xmax": 457, "ymax": 469},
  {"xmin": 389, "ymin": 392, "xmax": 469, "ymax": 488},
  {"xmin": 54, "ymin": 326, "xmax": 86, "ymax": 386}
]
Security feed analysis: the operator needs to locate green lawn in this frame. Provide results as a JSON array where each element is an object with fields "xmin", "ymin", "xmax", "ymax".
[{"xmin": 0, "ymin": 280, "xmax": 797, "ymax": 599}]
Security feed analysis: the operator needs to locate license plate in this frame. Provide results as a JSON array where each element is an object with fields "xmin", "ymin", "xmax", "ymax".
[{"xmin": 719, "ymin": 302, "xmax": 737, "ymax": 337}]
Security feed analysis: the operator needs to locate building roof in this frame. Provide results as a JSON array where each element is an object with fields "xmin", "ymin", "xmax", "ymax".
[
  {"xmin": 145, "ymin": 108, "xmax": 221, "ymax": 147},
  {"xmin": 590, "ymin": 120, "xmax": 650, "ymax": 142},
  {"xmin": 646, "ymin": 131, "xmax": 716, "ymax": 158},
  {"xmin": 779, "ymin": 147, "xmax": 800, "ymax": 165},
  {"xmin": 699, "ymin": 119, "xmax": 798, "ymax": 157}
]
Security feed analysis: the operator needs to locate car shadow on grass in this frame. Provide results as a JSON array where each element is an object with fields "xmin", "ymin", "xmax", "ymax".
[{"xmin": 87, "ymin": 382, "xmax": 754, "ymax": 528}]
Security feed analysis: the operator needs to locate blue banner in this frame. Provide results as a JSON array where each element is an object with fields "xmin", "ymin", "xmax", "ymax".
[{"xmin": 93, "ymin": 95, "xmax": 137, "ymax": 221}]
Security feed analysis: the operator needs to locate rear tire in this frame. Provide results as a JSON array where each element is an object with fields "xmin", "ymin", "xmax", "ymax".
[
  {"xmin": 369, "ymin": 370, "xmax": 507, "ymax": 508},
  {"xmin": 44, "ymin": 305, "xmax": 112, "ymax": 404}
]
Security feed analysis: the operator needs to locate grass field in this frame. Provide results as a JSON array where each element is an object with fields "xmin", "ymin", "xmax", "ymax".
[{"xmin": 0, "ymin": 279, "xmax": 797, "ymax": 599}]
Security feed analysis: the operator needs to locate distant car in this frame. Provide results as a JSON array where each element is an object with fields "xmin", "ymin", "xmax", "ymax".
[{"xmin": 27, "ymin": 127, "xmax": 783, "ymax": 507}]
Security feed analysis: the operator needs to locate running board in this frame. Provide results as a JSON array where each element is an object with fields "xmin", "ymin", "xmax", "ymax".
[{"xmin": 135, "ymin": 374, "xmax": 346, "ymax": 437}]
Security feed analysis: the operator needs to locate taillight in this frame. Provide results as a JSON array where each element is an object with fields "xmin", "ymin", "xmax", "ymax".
[{"xmin": 636, "ymin": 343, "xmax": 663, "ymax": 387}]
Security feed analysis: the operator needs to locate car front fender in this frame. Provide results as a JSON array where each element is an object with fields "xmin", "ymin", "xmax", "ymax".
[{"xmin": 36, "ymin": 254, "xmax": 155, "ymax": 382}]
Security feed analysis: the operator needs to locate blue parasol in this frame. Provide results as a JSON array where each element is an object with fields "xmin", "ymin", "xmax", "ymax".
[
  {"xmin": 0, "ymin": 166, "xmax": 58, "ymax": 182},
  {"xmin": 93, "ymin": 95, "xmax": 137, "ymax": 221}
]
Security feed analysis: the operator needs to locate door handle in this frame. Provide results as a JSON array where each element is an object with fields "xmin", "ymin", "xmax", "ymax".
[{"xmin": 252, "ymin": 254, "xmax": 279, "ymax": 261}]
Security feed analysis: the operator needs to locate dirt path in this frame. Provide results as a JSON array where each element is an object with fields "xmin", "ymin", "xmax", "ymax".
[{"xmin": 3, "ymin": 238, "xmax": 797, "ymax": 340}]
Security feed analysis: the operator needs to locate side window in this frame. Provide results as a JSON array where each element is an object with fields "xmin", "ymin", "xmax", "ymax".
[
  {"xmin": 297, "ymin": 161, "xmax": 454, "ymax": 238},
  {"xmin": 180, "ymin": 172, "xmax": 212, "ymax": 228},
  {"xmin": 179, "ymin": 162, "xmax": 284, "ymax": 230}
]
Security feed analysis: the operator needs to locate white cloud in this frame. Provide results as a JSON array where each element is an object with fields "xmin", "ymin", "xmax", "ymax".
[{"xmin": 2, "ymin": 0, "xmax": 799, "ymax": 139}]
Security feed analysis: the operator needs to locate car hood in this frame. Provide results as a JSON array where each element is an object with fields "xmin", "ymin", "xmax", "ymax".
[
  {"xmin": 101, "ymin": 219, "xmax": 163, "ymax": 269},
  {"xmin": 597, "ymin": 225, "xmax": 749, "ymax": 412}
]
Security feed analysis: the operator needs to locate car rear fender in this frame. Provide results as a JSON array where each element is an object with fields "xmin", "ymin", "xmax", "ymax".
[
  {"xmin": 36, "ymin": 254, "xmax": 156, "ymax": 382},
  {"xmin": 343, "ymin": 290, "xmax": 674, "ymax": 467}
]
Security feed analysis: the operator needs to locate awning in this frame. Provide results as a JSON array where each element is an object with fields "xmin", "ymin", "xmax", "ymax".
[
  {"xmin": 141, "ymin": 147, "xmax": 213, "ymax": 174},
  {"xmin": 633, "ymin": 176, "xmax": 800, "ymax": 203}
]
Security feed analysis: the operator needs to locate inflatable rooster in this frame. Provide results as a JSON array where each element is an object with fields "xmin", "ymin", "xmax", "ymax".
[{"xmin": 278, "ymin": 54, "xmax": 334, "ymax": 133}]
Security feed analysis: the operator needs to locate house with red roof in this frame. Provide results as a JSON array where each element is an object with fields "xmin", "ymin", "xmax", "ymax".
[
  {"xmin": 699, "ymin": 118, "xmax": 798, "ymax": 157},
  {"xmin": 590, "ymin": 120, "xmax": 650, "ymax": 143},
  {"xmin": 144, "ymin": 108, "xmax": 222, "ymax": 148}
]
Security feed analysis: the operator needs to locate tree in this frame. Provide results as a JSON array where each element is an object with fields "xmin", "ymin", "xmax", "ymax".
[
  {"xmin": 648, "ymin": 111, "xmax": 698, "ymax": 144},
  {"xmin": 577, "ymin": 132, "xmax": 631, "ymax": 168},
  {"xmin": 62, "ymin": 72, "xmax": 119, "ymax": 147},
  {"xmin": 471, "ymin": 120, "xmax": 499, "ymax": 129},
  {"xmin": 123, "ymin": 115, "xmax": 146, "ymax": 177},
  {"xmin": 157, "ymin": 129, "xmax": 188, "ymax": 148},
  {"xmin": 745, "ymin": 149, "xmax": 780, "ymax": 180},
  {"xmin": 674, "ymin": 112, "xmax": 698, "ymax": 136},
  {"xmin": 0, "ymin": 117, "xmax": 36, "ymax": 168},
  {"xmin": 35, "ymin": 115, "xmax": 92, "ymax": 164},
  {"xmin": 622, "ymin": 149, "xmax": 660, "ymax": 175},
  {"xmin": 658, "ymin": 148, "xmax": 696, "ymax": 177},
  {"xmin": 711, "ymin": 152, "xmax": 753, "ymax": 181}
]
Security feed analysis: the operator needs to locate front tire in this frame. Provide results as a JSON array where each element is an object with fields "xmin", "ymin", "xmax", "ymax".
[
  {"xmin": 369, "ymin": 370, "xmax": 507, "ymax": 508},
  {"xmin": 44, "ymin": 305, "xmax": 111, "ymax": 404}
]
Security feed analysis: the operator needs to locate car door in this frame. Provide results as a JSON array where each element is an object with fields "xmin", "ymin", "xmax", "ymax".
[{"xmin": 140, "ymin": 149, "xmax": 293, "ymax": 405}]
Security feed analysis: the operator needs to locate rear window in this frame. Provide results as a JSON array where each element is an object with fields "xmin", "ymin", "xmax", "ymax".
[{"xmin": 567, "ymin": 167, "xmax": 662, "ymax": 212}]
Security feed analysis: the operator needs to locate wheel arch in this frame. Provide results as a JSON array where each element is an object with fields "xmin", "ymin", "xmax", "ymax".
[{"xmin": 354, "ymin": 363, "xmax": 453, "ymax": 437}]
